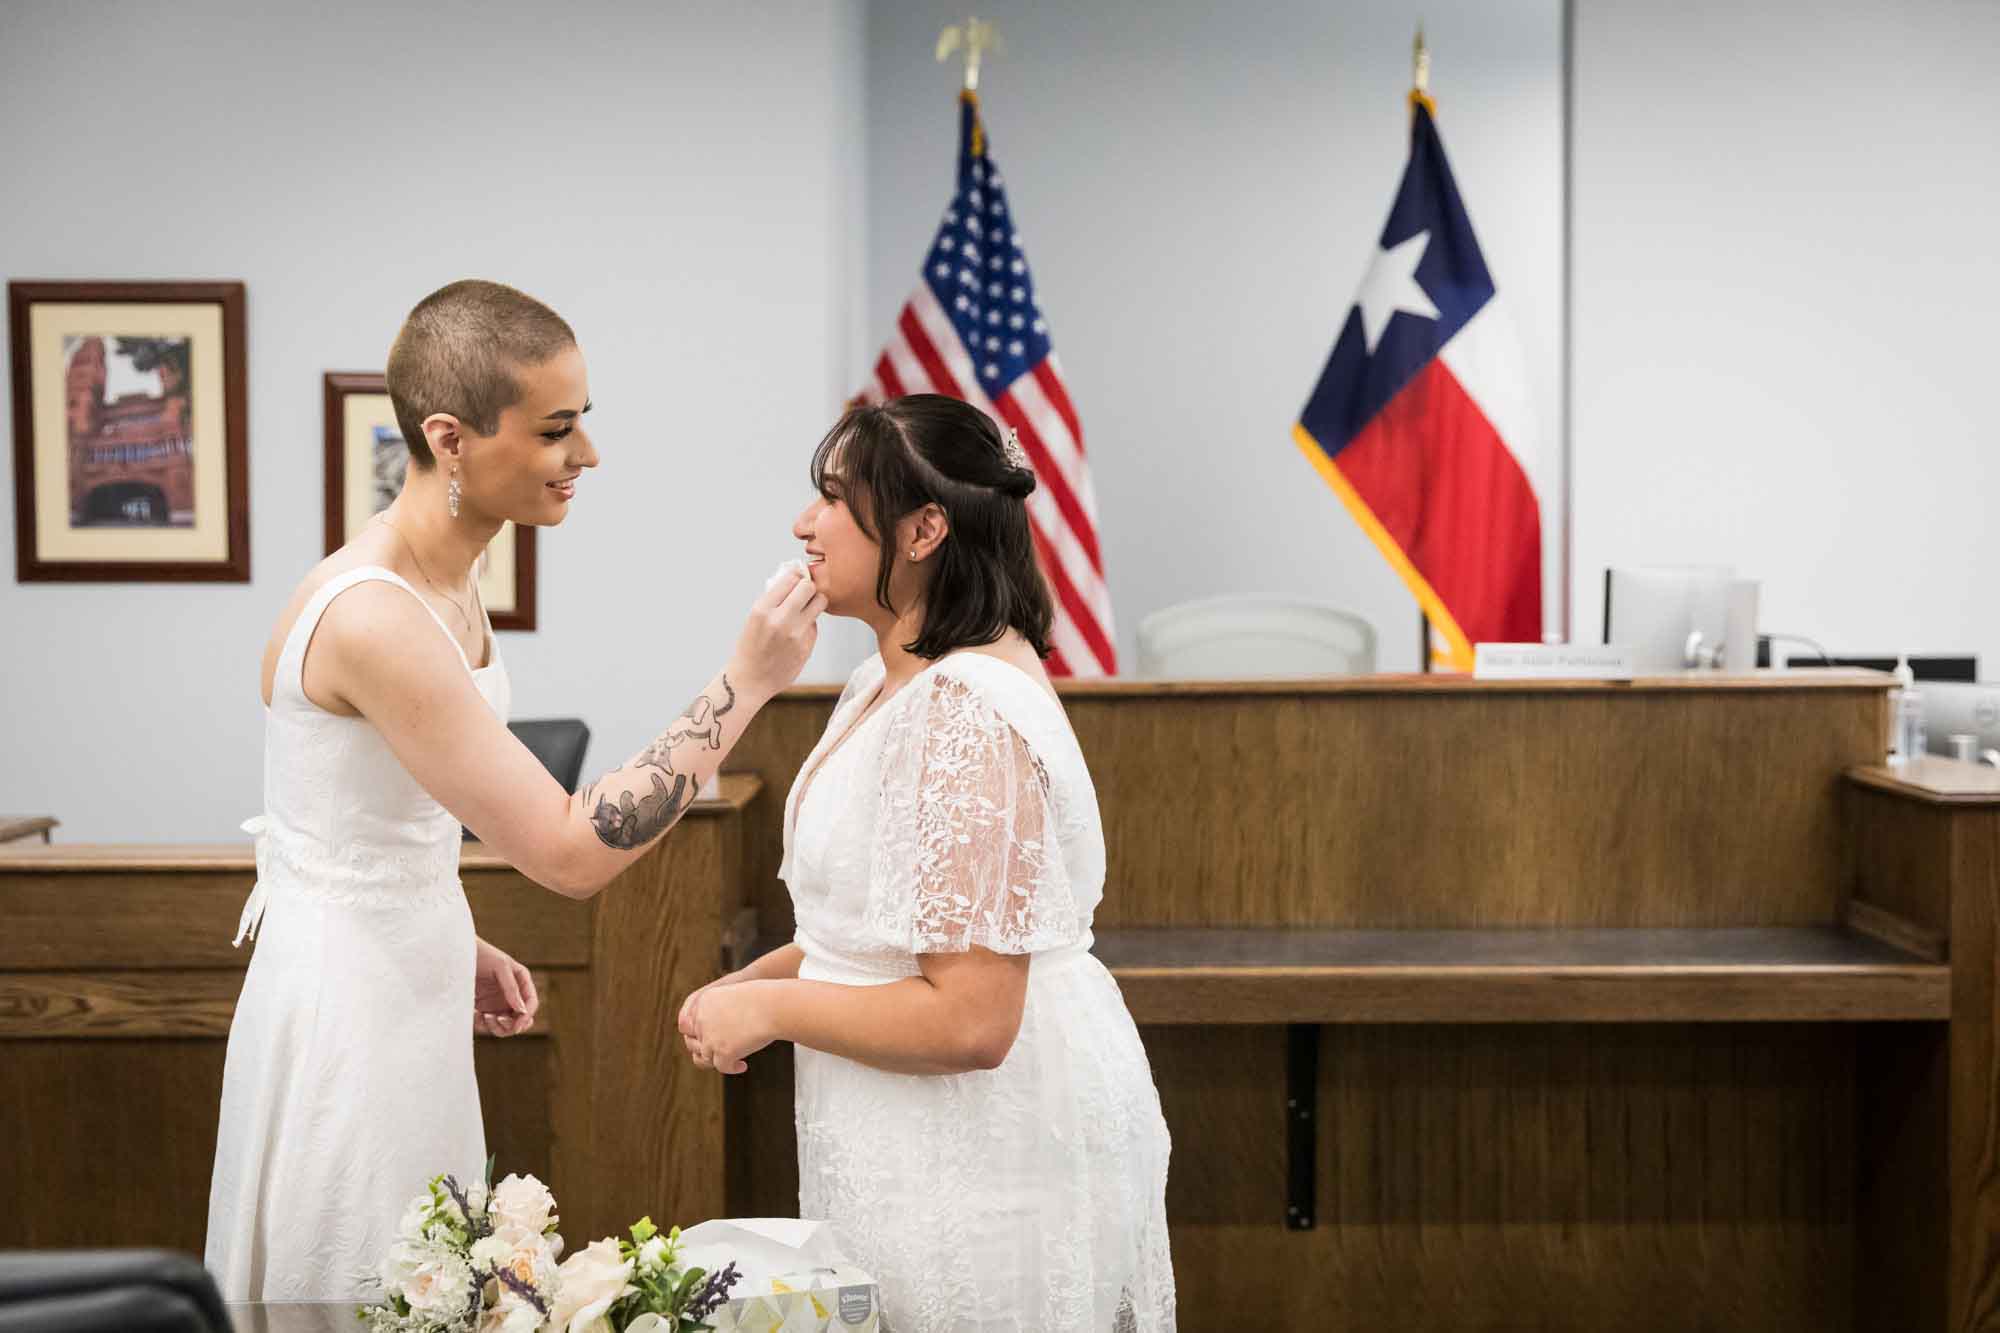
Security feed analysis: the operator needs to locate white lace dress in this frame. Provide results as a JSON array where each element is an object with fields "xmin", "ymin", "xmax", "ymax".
[
  {"xmin": 783, "ymin": 652, "xmax": 1176, "ymax": 1333},
  {"xmin": 205, "ymin": 566, "xmax": 510, "ymax": 1301}
]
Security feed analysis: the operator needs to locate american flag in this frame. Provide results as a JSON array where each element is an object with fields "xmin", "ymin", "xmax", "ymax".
[{"xmin": 857, "ymin": 92, "xmax": 1116, "ymax": 677}]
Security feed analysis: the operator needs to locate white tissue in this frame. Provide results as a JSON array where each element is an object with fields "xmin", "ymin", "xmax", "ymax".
[
  {"xmin": 675, "ymin": 1217, "xmax": 851, "ymax": 1287},
  {"xmin": 765, "ymin": 559, "xmax": 809, "ymax": 593}
]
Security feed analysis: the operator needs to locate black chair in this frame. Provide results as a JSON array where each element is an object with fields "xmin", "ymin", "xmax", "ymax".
[
  {"xmin": 466, "ymin": 718, "xmax": 592, "ymax": 841},
  {"xmin": 0, "ymin": 1251, "xmax": 230, "ymax": 1333},
  {"xmin": 510, "ymin": 718, "xmax": 591, "ymax": 792}
]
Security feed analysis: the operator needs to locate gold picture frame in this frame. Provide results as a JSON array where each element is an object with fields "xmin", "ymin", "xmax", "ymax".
[
  {"xmin": 10, "ymin": 281, "xmax": 250, "ymax": 582},
  {"xmin": 322, "ymin": 372, "xmax": 536, "ymax": 631}
]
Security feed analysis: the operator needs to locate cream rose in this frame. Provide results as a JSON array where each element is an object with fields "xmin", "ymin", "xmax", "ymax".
[
  {"xmin": 490, "ymin": 1173, "xmax": 558, "ymax": 1235},
  {"xmin": 488, "ymin": 1223, "xmax": 560, "ymax": 1292},
  {"xmin": 549, "ymin": 1237, "xmax": 634, "ymax": 1333}
]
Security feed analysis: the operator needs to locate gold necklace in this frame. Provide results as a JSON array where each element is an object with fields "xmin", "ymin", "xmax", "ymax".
[{"xmin": 376, "ymin": 515, "xmax": 479, "ymax": 634}]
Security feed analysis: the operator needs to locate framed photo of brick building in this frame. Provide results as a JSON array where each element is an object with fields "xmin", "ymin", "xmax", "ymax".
[
  {"xmin": 9, "ymin": 281, "xmax": 249, "ymax": 582},
  {"xmin": 322, "ymin": 372, "xmax": 536, "ymax": 631}
]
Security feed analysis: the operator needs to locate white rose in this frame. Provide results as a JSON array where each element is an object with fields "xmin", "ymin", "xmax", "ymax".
[
  {"xmin": 377, "ymin": 1239, "xmax": 422, "ymax": 1296},
  {"xmin": 469, "ymin": 1236, "xmax": 511, "ymax": 1271},
  {"xmin": 500, "ymin": 1301, "xmax": 544, "ymax": 1333},
  {"xmin": 477, "ymin": 1293, "xmax": 546, "ymax": 1333},
  {"xmin": 394, "ymin": 1194, "xmax": 433, "ymax": 1242},
  {"xmin": 549, "ymin": 1237, "xmax": 634, "ymax": 1333},
  {"xmin": 378, "ymin": 1237, "xmax": 458, "ymax": 1300},
  {"xmin": 400, "ymin": 1247, "xmax": 475, "ymax": 1317},
  {"xmin": 490, "ymin": 1174, "xmax": 558, "ymax": 1235}
]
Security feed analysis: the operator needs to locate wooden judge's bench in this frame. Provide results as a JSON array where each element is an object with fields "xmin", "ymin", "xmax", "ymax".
[{"xmin": 6, "ymin": 672, "xmax": 1999, "ymax": 1330}]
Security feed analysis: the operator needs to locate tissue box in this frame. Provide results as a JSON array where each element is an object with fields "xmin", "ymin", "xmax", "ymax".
[{"xmin": 705, "ymin": 1266, "xmax": 879, "ymax": 1332}]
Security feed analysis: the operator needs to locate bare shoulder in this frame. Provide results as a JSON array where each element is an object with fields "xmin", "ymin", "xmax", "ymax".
[{"xmin": 258, "ymin": 533, "xmax": 417, "ymax": 707}]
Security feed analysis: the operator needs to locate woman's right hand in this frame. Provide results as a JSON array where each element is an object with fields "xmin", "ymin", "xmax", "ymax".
[
  {"xmin": 729, "ymin": 567, "xmax": 826, "ymax": 701},
  {"xmin": 680, "ymin": 970, "xmax": 744, "ymax": 1036}
]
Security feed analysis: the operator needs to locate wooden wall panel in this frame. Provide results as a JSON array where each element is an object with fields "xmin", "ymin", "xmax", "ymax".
[
  {"xmin": 1151, "ymin": 1023, "xmax": 1854, "ymax": 1331},
  {"xmin": 1947, "ymin": 807, "xmax": 2000, "ymax": 1329},
  {"xmin": 0, "ymin": 780, "xmax": 759, "ymax": 1259},
  {"xmin": 732, "ymin": 679, "xmax": 1886, "ymax": 937}
]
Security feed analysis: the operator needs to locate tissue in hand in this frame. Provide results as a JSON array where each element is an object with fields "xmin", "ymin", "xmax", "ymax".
[
  {"xmin": 676, "ymin": 1218, "xmax": 878, "ymax": 1332},
  {"xmin": 765, "ymin": 559, "xmax": 809, "ymax": 594}
]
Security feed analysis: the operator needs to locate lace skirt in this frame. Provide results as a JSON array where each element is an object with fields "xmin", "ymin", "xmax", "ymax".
[
  {"xmin": 205, "ymin": 877, "xmax": 484, "ymax": 1300},
  {"xmin": 795, "ymin": 948, "xmax": 1176, "ymax": 1333}
]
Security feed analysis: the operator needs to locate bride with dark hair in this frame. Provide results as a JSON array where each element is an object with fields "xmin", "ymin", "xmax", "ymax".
[{"xmin": 679, "ymin": 394, "xmax": 1176, "ymax": 1332}]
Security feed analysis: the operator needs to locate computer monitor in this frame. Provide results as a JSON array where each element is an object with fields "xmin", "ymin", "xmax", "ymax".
[
  {"xmin": 1602, "ymin": 566, "xmax": 1739, "ymax": 672},
  {"xmin": 1760, "ymin": 651, "xmax": 1977, "ymax": 682},
  {"xmin": 1921, "ymin": 681, "xmax": 2000, "ymax": 756}
]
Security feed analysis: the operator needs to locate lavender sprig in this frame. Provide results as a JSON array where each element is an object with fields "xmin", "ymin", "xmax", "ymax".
[
  {"xmin": 493, "ymin": 1264, "xmax": 551, "ymax": 1317},
  {"xmin": 439, "ymin": 1174, "xmax": 491, "ymax": 1240},
  {"xmin": 684, "ymin": 1262, "xmax": 741, "ymax": 1323}
]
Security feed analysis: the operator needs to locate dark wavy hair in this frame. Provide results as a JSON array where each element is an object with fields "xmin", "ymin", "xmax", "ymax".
[{"xmin": 809, "ymin": 394, "xmax": 1054, "ymax": 661}]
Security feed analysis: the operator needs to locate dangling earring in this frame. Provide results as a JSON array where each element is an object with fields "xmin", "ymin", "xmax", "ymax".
[{"xmin": 447, "ymin": 463, "xmax": 462, "ymax": 519}]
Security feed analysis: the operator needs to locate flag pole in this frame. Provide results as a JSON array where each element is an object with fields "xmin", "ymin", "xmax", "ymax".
[{"xmin": 1415, "ymin": 20, "xmax": 1434, "ymax": 674}]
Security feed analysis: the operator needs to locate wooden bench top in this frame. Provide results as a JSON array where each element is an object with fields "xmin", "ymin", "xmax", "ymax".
[
  {"xmin": 1089, "ymin": 925, "xmax": 1949, "ymax": 1024},
  {"xmin": 0, "ymin": 816, "xmax": 57, "ymax": 845}
]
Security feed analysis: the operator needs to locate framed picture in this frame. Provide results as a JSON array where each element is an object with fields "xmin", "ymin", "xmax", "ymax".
[
  {"xmin": 322, "ymin": 372, "xmax": 537, "ymax": 631},
  {"xmin": 9, "ymin": 281, "xmax": 249, "ymax": 582}
]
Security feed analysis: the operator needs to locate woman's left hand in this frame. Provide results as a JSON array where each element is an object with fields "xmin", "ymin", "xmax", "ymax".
[
  {"xmin": 473, "ymin": 937, "xmax": 539, "ymax": 1037},
  {"xmin": 682, "ymin": 980, "xmax": 776, "ymax": 1075}
]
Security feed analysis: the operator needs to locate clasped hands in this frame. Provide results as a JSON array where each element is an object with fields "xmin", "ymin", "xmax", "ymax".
[{"xmin": 678, "ymin": 974, "xmax": 779, "ymax": 1075}]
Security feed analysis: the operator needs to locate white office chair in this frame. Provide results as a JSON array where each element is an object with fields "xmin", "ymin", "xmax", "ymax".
[{"xmin": 1135, "ymin": 596, "xmax": 1378, "ymax": 678}]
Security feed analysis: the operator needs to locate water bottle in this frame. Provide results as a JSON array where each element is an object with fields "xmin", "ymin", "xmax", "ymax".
[{"xmin": 1892, "ymin": 656, "xmax": 1926, "ymax": 765}]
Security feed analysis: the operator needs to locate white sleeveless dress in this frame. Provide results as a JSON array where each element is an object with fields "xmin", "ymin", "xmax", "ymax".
[
  {"xmin": 783, "ymin": 653, "xmax": 1176, "ymax": 1333},
  {"xmin": 205, "ymin": 565, "xmax": 510, "ymax": 1301}
]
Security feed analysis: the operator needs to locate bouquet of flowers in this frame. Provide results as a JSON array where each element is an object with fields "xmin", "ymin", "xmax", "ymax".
[
  {"xmin": 359, "ymin": 1164, "xmax": 563, "ymax": 1333},
  {"xmin": 546, "ymin": 1217, "xmax": 739, "ymax": 1333},
  {"xmin": 360, "ymin": 1164, "xmax": 740, "ymax": 1333}
]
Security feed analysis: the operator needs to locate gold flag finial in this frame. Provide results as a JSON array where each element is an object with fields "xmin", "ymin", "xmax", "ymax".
[
  {"xmin": 1412, "ymin": 21, "xmax": 1431, "ymax": 95},
  {"xmin": 936, "ymin": 15, "xmax": 1001, "ymax": 92}
]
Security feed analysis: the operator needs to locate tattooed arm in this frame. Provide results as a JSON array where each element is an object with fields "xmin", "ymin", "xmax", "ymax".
[
  {"xmin": 576, "ymin": 671, "xmax": 742, "ymax": 854},
  {"xmin": 324, "ymin": 569, "xmax": 826, "ymax": 898}
]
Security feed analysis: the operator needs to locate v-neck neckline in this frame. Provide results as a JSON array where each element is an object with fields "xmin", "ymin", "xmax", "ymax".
[{"xmin": 791, "ymin": 680, "xmax": 893, "ymax": 822}]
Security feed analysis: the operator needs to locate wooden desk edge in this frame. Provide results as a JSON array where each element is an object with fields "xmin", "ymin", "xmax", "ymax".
[
  {"xmin": 1848, "ymin": 759, "xmax": 2000, "ymax": 806},
  {"xmin": 771, "ymin": 670, "xmax": 1891, "ymax": 701},
  {"xmin": 0, "ymin": 774, "xmax": 765, "ymax": 873}
]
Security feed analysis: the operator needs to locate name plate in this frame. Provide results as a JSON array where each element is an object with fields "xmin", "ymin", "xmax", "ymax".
[{"xmin": 1473, "ymin": 643, "xmax": 1635, "ymax": 681}]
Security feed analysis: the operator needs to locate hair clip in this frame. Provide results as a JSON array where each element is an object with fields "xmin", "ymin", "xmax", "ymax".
[{"xmin": 1003, "ymin": 426, "xmax": 1030, "ymax": 471}]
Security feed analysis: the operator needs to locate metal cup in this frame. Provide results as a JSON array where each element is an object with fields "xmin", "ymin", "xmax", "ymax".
[{"xmin": 1950, "ymin": 733, "xmax": 1978, "ymax": 763}]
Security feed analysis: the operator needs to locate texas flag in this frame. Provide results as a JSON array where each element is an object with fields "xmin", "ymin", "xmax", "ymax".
[{"xmin": 1293, "ymin": 92, "xmax": 1543, "ymax": 671}]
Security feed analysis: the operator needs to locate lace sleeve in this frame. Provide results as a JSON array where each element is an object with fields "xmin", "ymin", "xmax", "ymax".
[{"xmin": 865, "ymin": 670, "xmax": 1083, "ymax": 955}]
